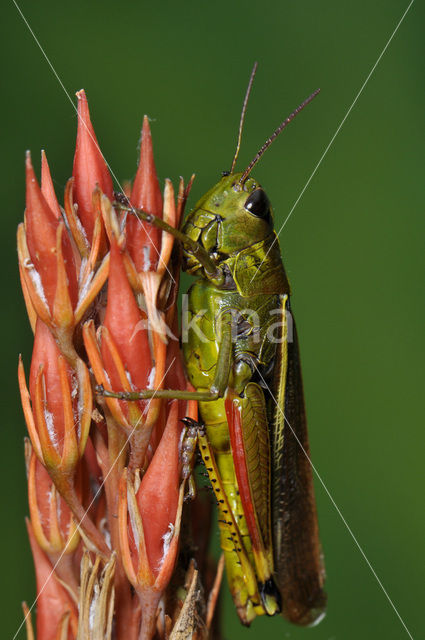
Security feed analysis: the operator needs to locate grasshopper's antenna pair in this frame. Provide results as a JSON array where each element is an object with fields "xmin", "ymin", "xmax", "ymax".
[
  {"xmin": 230, "ymin": 61, "xmax": 258, "ymax": 174},
  {"xmin": 230, "ymin": 62, "xmax": 320, "ymax": 183}
]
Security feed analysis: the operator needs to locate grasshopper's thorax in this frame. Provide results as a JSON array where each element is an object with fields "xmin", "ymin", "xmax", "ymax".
[{"xmin": 182, "ymin": 172, "xmax": 290, "ymax": 297}]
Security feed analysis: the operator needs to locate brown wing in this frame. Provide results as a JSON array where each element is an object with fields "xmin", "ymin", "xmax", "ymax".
[{"xmin": 270, "ymin": 299, "xmax": 326, "ymax": 625}]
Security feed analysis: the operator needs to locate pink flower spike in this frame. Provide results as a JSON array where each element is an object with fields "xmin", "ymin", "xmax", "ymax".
[
  {"xmin": 127, "ymin": 116, "xmax": 163, "ymax": 272},
  {"xmin": 25, "ymin": 152, "xmax": 78, "ymax": 312},
  {"xmin": 25, "ymin": 152, "xmax": 61, "ymax": 311},
  {"xmin": 136, "ymin": 401, "xmax": 181, "ymax": 578},
  {"xmin": 26, "ymin": 519, "xmax": 78, "ymax": 640},
  {"xmin": 28, "ymin": 449, "xmax": 79, "ymax": 556},
  {"xmin": 72, "ymin": 89, "xmax": 113, "ymax": 242},
  {"xmin": 131, "ymin": 116, "xmax": 163, "ymax": 218},
  {"xmin": 103, "ymin": 239, "xmax": 151, "ymax": 392},
  {"xmin": 29, "ymin": 319, "xmax": 68, "ymax": 455},
  {"xmin": 41, "ymin": 151, "xmax": 61, "ymax": 219}
]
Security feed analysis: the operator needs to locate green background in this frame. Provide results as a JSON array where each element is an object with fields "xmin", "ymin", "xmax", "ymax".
[{"xmin": 1, "ymin": 1, "xmax": 423, "ymax": 638}]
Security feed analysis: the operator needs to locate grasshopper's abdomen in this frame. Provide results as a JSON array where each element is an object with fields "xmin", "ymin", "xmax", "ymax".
[{"xmin": 183, "ymin": 279, "xmax": 282, "ymax": 622}]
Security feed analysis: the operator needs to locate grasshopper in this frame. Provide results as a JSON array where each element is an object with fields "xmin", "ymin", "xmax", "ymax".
[{"xmin": 105, "ymin": 65, "xmax": 326, "ymax": 626}]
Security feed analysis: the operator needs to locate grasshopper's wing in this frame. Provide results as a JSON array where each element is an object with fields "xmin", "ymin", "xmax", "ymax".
[
  {"xmin": 270, "ymin": 300, "xmax": 326, "ymax": 625},
  {"xmin": 225, "ymin": 382, "xmax": 281, "ymax": 616}
]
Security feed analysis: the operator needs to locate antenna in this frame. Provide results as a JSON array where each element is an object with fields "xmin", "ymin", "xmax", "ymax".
[
  {"xmin": 230, "ymin": 61, "xmax": 258, "ymax": 174},
  {"xmin": 239, "ymin": 88, "xmax": 321, "ymax": 184}
]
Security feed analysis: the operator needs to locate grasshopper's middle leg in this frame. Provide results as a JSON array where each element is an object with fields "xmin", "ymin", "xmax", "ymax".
[{"xmin": 98, "ymin": 310, "xmax": 233, "ymax": 403}]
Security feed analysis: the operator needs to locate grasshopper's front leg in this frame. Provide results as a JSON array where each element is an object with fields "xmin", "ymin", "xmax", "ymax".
[{"xmin": 115, "ymin": 202, "xmax": 225, "ymax": 285}]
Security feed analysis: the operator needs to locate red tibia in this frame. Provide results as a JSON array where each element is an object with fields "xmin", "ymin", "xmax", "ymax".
[
  {"xmin": 136, "ymin": 401, "xmax": 180, "ymax": 577},
  {"xmin": 26, "ymin": 520, "xmax": 78, "ymax": 640},
  {"xmin": 25, "ymin": 153, "xmax": 78, "ymax": 311},
  {"xmin": 127, "ymin": 116, "xmax": 163, "ymax": 272},
  {"xmin": 72, "ymin": 89, "xmax": 113, "ymax": 242},
  {"xmin": 225, "ymin": 393, "xmax": 263, "ymax": 555},
  {"xmin": 102, "ymin": 239, "xmax": 151, "ymax": 391}
]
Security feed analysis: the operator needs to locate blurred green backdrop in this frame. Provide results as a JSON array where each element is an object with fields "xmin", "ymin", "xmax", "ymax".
[{"xmin": 1, "ymin": 1, "xmax": 424, "ymax": 638}]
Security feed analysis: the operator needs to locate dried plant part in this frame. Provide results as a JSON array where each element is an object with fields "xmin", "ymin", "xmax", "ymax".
[
  {"xmin": 169, "ymin": 566, "xmax": 207, "ymax": 640},
  {"xmin": 77, "ymin": 551, "xmax": 115, "ymax": 640}
]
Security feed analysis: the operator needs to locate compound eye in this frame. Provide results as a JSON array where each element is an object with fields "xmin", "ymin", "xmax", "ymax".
[{"xmin": 244, "ymin": 188, "xmax": 270, "ymax": 219}]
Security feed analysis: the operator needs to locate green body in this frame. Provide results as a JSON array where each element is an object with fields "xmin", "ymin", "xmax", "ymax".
[{"xmin": 180, "ymin": 173, "xmax": 326, "ymax": 624}]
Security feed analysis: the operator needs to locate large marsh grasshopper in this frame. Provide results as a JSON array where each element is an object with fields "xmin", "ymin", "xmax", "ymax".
[{"xmin": 105, "ymin": 64, "xmax": 326, "ymax": 627}]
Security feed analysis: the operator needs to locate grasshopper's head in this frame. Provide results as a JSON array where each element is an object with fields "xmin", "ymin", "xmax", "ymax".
[
  {"xmin": 181, "ymin": 171, "xmax": 274, "ymax": 275},
  {"xmin": 181, "ymin": 66, "xmax": 319, "ymax": 279}
]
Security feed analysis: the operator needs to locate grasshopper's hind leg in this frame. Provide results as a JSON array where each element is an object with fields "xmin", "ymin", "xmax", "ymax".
[{"xmin": 181, "ymin": 417, "xmax": 262, "ymax": 624}]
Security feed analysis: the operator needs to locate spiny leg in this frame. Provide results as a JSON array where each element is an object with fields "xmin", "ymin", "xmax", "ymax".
[
  {"xmin": 97, "ymin": 310, "xmax": 233, "ymax": 402},
  {"xmin": 180, "ymin": 417, "xmax": 199, "ymax": 501},
  {"xmin": 115, "ymin": 202, "xmax": 223, "ymax": 283},
  {"xmin": 181, "ymin": 417, "xmax": 260, "ymax": 604}
]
